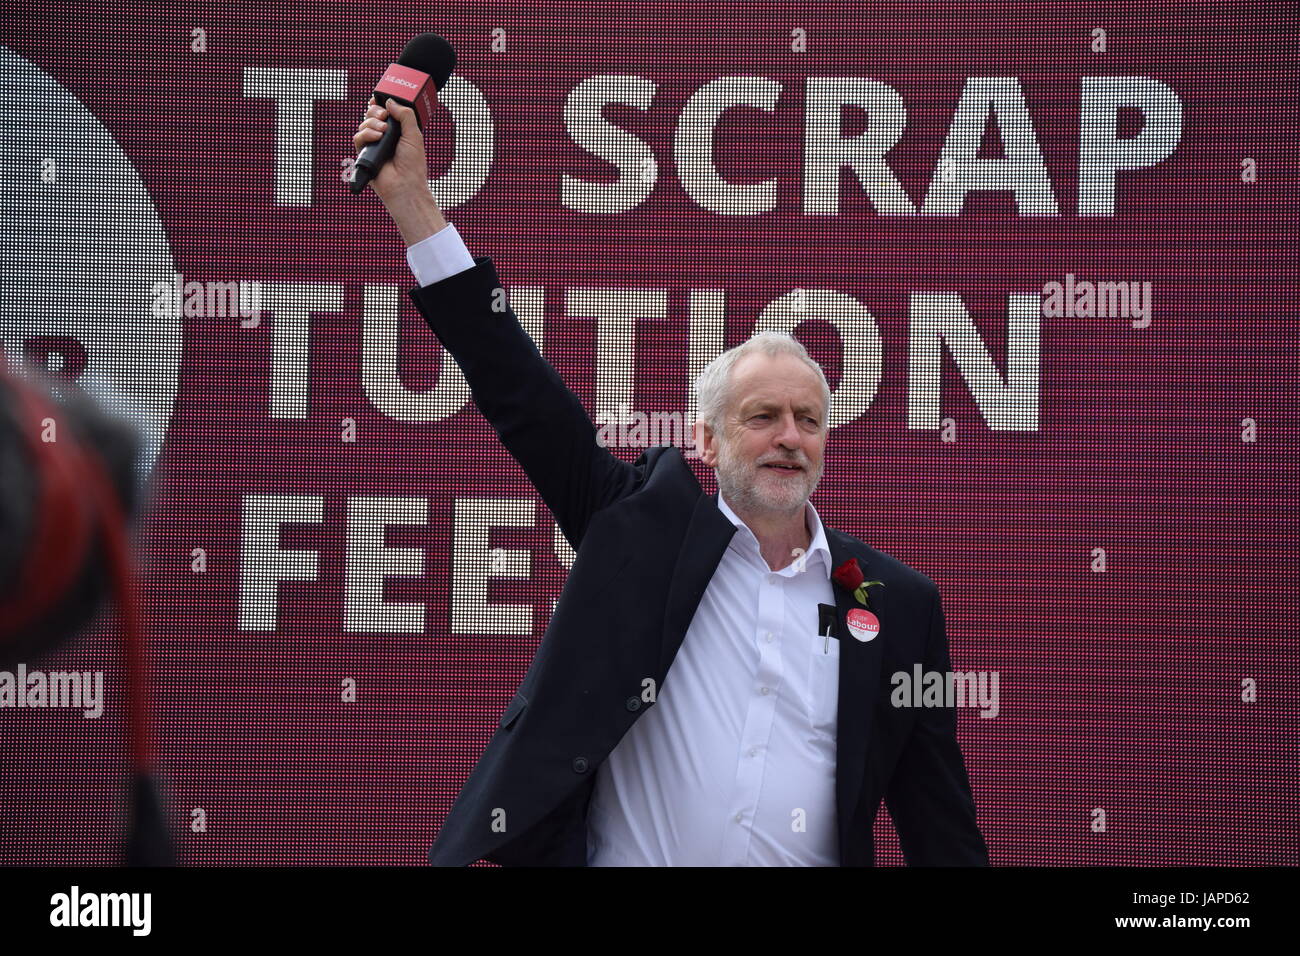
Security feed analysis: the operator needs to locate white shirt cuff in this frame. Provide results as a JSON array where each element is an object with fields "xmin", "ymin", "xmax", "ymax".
[{"xmin": 405, "ymin": 222, "xmax": 476, "ymax": 286}]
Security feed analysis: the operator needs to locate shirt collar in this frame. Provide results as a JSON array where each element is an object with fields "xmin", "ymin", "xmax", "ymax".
[{"xmin": 715, "ymin": 491, "xmax": 832, "ymax": 578}]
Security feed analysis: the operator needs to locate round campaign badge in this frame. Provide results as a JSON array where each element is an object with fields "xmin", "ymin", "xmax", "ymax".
[{"xmin": 846, "ymin": 608, "xmax": 880, "ymax": 642}]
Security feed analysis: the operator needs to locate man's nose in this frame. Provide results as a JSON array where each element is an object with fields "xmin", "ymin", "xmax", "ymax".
[{"xmin": 771, "ymin": 412, "xmax": 802, "ymax": 449}]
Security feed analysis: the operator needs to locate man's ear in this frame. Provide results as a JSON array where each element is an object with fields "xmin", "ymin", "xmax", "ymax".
[{"xmin": 693, "ymin": 419, "xmax": 718, "ymax": 467}]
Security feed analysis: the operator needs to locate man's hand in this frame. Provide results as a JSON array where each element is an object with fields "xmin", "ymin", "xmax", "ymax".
[{"xmin": 353, "ymin": 97, "xmax": 449, "ymax": 246}]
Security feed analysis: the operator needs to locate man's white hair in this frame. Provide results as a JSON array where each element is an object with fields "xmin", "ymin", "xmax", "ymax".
[{"xmin": 693, "ymin": 330, "xmax": 831, "ymax": 435}]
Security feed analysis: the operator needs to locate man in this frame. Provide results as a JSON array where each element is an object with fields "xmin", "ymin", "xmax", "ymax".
[{"xmin": 354, "ymin": 98, "xmax": 989, "ymax": 866}]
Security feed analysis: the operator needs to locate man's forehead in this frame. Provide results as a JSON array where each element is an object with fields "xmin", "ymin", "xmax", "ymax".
[{"xmin": 730, "ymin": 354, "xmax": 824, "ymax": 407}]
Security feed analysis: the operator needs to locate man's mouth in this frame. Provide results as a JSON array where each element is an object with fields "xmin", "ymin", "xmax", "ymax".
[{"xmin": 762, "ymin": 463, "xmax": 803, "ymax": 472}]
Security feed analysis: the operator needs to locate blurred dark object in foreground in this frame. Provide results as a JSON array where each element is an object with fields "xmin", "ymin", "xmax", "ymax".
[
  {"xmin": 0, "ymin": 366, "xmax": 141, "ymax": 665},
  {"xmin": 0, "ymin": 363, "xmax": 174, "ymax": 865}
]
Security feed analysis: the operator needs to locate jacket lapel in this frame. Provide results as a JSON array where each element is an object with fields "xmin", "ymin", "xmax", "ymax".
[
  {"xmin": 657, "ymin": 492, "xmax": 737, "ymax": 677},
  {"xmin": 826, "ymin": 530, "xmax": 886, "ymax": 862}
]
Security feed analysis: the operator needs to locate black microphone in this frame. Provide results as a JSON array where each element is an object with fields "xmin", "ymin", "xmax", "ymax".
[{"xmin": 351, "ymin": 33, "xmax": 457, "ymax": 195}]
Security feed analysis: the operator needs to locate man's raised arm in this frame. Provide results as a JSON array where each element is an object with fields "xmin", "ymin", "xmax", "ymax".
[{"xmin": 353, "ymin": 97, "xmax": 643, "ymax": 547}]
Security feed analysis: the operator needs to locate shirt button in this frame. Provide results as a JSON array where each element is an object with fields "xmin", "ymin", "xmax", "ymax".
[
  {"xmin": 734, "ymin": 812, "xmax": 743, "ymax": 823},
  {"xmin": 760, "ymin": 686, "xmax": 769, "ymax": 695},
  {"xmin": 764, "ymin": 632, "xmax": 773, "ymax": 642},
  {"xmin": 749, "ymin": 748, "xmax": 757, "ymax": 757}
]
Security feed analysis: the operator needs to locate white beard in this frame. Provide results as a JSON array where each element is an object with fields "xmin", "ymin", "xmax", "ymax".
[{"xmin": 714, "ymin": 436, "xmax": 823, "ymax": 518}]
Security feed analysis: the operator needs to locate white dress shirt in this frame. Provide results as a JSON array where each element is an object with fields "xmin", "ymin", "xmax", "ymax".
[
  {"xmin": 586, "ymin": 493, "xmax": 839, "ymax": 866},
  {"xmin": 408, "ymin": 225, "xmax": 842, "ymax": 866}
]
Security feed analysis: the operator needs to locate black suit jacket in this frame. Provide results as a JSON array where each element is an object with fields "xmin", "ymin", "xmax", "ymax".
[{"xmin": 410, "ymin": 256, "xmax": 989, "ymax": 866}]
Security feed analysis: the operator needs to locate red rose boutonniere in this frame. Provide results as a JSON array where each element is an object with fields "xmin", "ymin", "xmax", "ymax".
[{"xmin": 832, "ymin": 558, "xmax": 884, "ymax": 608}]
